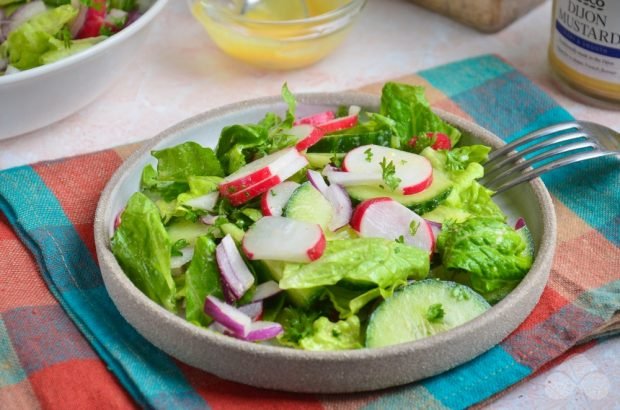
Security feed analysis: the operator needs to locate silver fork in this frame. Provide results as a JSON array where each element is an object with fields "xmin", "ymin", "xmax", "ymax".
[{"xmin": 480, "ymin": 121, "xmax": 620, "ymax": 195}]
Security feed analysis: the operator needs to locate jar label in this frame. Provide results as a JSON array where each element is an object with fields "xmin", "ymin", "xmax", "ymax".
[{"xmin": 553, "ymin": 0, "xmax": 620, "ymax": 83}]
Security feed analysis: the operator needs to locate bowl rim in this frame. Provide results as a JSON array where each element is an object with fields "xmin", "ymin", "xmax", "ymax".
[
  {"xmin": 0, "ymin": 0, "xmax": 169, "ymax": 86},
  {"xmin": 95, "ymin": 91, "xmax": 556, "ymax": 364},
  {"xmin": 195, "ymin": 0, "xmax": 367, "ymax": 26}
]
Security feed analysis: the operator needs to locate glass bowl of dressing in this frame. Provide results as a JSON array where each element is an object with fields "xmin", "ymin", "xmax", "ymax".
[{"xmin": 189, "ymin": 0, "xmax": 367, "ymax": 70}]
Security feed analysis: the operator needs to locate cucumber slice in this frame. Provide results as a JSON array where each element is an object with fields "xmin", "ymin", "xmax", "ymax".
[
  {"xmin": 366, "ymin": 279, "xmax": 490, "ymax": 348},
  {"xmin": 346, "ymin": 171, "xmax": 453, "ymax": 215},
  {"xmin": 251, "ymin": 260, "xmax": 323, "ymax": 308},
  {"xmin": 284, "ymin": 182, "xmax": 333, "ymax": 229},
  {"xmin": 305, "ymin": 153, "xmax": 344, "ymax": 169},
  {"xmin": 166, "ymin": 220, "xmax": 211, "ymax": 245},
  {"xmin": 307, "ymin": 128, "xmax": 392, "ymax": 153}
]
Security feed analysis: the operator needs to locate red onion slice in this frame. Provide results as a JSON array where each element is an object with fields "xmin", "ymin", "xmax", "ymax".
[
  {"xmin": 251, "ymin": 281, "xmax": 281, "ymax": 302},
  {"xmin": 306, "ymin": 169, "xmax": 328, "ymax": 195},
  {"xmin": 200, "ymin": 214, "xmax": 218, "ymax": 225},
  {"xmin": 325, "ymin": 184, "xmax": 352, "ymax": 231},
  {"xmin": 245, "ymin": 321, "xmax": 283, "ymax": 341},
  {"xmin": 204, "ymin": 296, "xmax": 252, "ymax": 337},
  {"xmin": 69, "ymin": 0, "xmax": 88, "ymax": 37},
  {"xmin": 7, "ymin": 1, "xmax": 47, "ymax": 35},
  {"xmin": 216, "ymin": 234, "xmax": 255, "ymax": 301},
  {"xmin": 238, "ymin": 301, "xmax": 263, "ymax": 320}
]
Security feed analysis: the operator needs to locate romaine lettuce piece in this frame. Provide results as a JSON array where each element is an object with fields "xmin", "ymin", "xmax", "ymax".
[
  {"xmin": 40, "ymin": 36, "xmax": 106, "ymax": 65},
  {"xmin": 111, "ymin": 192, "xmax": 177, "ymax": 312},
  {"xmin": 3, "ymin": 5, "xmax": 78, "ymax": 70},
  {"xmin": 326, "ymin": 286, "xmax": 381, "ymax": 318},
  {"xmin": 298, "ymin": 316, "xmax": 363, "ymax": 351},
  {"xmin": 436, "ymin": 217, "xmax": 533, "ymax": 303},
  {"xmin": 279, "ymin": 237, "xmax": 429, "ymax": 290},
  {"xmin": 185, "ymin": 236, "xmax": 223, "ymax": 326},
  {"xmin": 152, "ymin": 141, "xmax": 224, "ymax": 181},
  {"xmin": 380, "ymin": 82, "xmax": 461, "ymax": 149}
]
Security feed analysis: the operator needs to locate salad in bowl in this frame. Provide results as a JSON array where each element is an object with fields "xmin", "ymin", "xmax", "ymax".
[
  {"xmin": 108, "ymin": 82, "xmax": 536, "ymax": 351},
  {"xmin": 0, "ymin": 0, "xmax": 147, "ymax": 75}
]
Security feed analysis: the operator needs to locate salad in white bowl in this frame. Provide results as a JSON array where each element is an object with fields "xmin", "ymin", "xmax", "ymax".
[
  {"xmin": 110, "ymin": 83, "xmax": 535, "ymax": 350},
  {"xmin": 0, "ymin": 0, "xmax": 148, "ymax": 74}
]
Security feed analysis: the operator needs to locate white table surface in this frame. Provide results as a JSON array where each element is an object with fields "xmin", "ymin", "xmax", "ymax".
[{"xmin": 0, "ymin": 0, "xmax": 618, "ymax": 407}]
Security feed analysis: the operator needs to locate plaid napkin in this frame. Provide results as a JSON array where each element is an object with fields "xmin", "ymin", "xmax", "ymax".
[{"xmin": 1, "ymin": 55, "xmax": 618, "ymax": 410}]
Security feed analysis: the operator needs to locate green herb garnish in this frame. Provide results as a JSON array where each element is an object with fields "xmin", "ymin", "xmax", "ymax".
[
  {"xmin": 426, "ymin": 303, "xmax": 445, "ymax": 323},
  {"xmin": 379, "ymin": 157, "xmax": 401, "ymax": 191}
]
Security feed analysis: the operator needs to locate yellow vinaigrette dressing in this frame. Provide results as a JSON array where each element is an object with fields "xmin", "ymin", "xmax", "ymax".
[
  {"xmin": 549, "ymin": 0, "xmax": 620, "ymax": 106},
  {"xmin": 191, "ymin": 0, "xmax": 353, "ymax": 70}
]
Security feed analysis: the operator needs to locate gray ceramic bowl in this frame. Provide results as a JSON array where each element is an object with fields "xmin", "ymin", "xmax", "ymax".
[{"xmin": 94, "ymin": 93, "xmax": 556, "ymax": 393}]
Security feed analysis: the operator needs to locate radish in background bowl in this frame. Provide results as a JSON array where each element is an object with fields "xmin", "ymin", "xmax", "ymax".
[{"xmin": 0, "ymin": 0, "xmax": 168, "ymax": 140}]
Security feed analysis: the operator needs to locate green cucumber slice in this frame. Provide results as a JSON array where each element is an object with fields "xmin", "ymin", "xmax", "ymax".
[
  {"xmin": 284, "ymin": 182, "xmax": 333, "ymax": 229},
  {"xmin": 365, "ymin": 279, "xmax": 490, "ymax": 348},
  {"xmin": 308, "ymin": 128, "xmax": 392, "ymax": 153},
  {"xmin": 346, "ymin": 171, "xmax": 453, "ymax": 215}
]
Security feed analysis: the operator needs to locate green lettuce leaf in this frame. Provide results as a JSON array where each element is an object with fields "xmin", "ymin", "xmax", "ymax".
[
  {"xmin": 436, "ymin": 217, "xmax": 533, "ymax": 303},
  {"xmin": 215, "ymin": 85, "xmax": 299, "ymax": 174},
  {"xmin": 111, "ymin": 192, "xmax": 177, "ymax": 312},
  {"xmin": 279, "ymin": 238, "xmax": 429, "ymax": 290},
  {"xmin": 298, "ymin": 316, "xmax": 363, "ymax": 351},
  {"xmin": 40, "ymin": 36, "xmax": 106, "ymax": 65},
  {"xmin": 421, "ymin": 147, "xmax": 503, "ymax": 223},
  {"xmin": 380, "ymin": 82, "xmax": 461, "ymax": 149},
  {"xmin": 152, "ymin": 141, "xmax": 223, "ymax": 181},
  {"xmin": 185, "ymin": 236, "xmax": 223, "ymax": 326},
  {"xmin": 3, "ymin": 5, "xmax": 78, "ymax": 70},
  {"xmin": 325, "ymin": 286, "xmax": 382, "ymax": 318}
]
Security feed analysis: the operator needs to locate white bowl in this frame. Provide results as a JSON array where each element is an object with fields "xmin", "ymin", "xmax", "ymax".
[
  {"xmin": 0, "ymin": 0, "xmax": 169, "ymax": 141},
  {"xmin": 94, "ymin": 93, "xmax": 556, "ymax": 393}
]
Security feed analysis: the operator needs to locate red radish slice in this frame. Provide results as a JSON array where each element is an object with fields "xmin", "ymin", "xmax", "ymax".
[
  {"xmin": 324, "ymin": 169, "xmax": 383, "ymax": 187},
  {"xmin": 425, "ymin": 219, "xmax": 442, "ymax": 241},
  {"xmin": 227, "ymin": 155, "xmax": 308, "ymax": 206},
  {"xmin": 342, "ymin": 145, "xmax": 433, "ymax": 195},
  {"xmin": 317, "ymin": 114, "xmax": 358, "ymax": 133},
  {"xmin": 251, "ymin": 280, "xmax": 281, "ymax": 302},
  {"xmin": 220, "ymin": 148, "xmax": 303, "ymax": 196},
  {"xmin": 238, "ymin": 301, "xmax": 263, "ymax": 320},
  {"xmin": 183, "ymin": 191, "xmax": 219, "ymax": 211},
  {"xmin": 170, "ymin": 246, "xmax": 194, "ymax": 269},
  {"xmin": 245, "ymin": 321, "xmax": 283, "ymax": 341},
  {"xmin": 324, "ymin": 184, "xmax": 353, "ymax": 231},
  {"xmin": 289, "ymin": 124, "xmax": 325, "ymax": 151},
  {"xmin": 430, "ymin": 133, "xmax": 452, "ymax": 150},
  {"xmin": 294, "ymin": 111, "xmax": 335, "ymax": 126},
  {"xmin": 350, "ymin": 197, "xmax": 434, "ymax": 253},
  {"xmin": 204, "ymin": 296, "xmax": 252, "ymax": 337},
  {"xmin": 77, "ymin": 0, "xmax": 107, "ymax": 39},
  {"xmin": 243, "ymin": 216, "xmax": 325, "ymax": 263},
  {"xmin": 216, "ymin": 235, "xmax": 255, "ymax": 301},
  {"xmin": 261, "ymin": 181, "xmax": 300, "ymax": 216},
  {"xmin": 306, "ymin": 169, "xmax": 328, "ymax": 195},
  {"xmin": 514, "ymin": 217, "xmax": 526, "ymax": 230}
]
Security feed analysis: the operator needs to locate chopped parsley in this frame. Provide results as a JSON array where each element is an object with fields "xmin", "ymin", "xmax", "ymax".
[
  {"xmin": 426, "ymin": 303, "xmax": 445, "ymax": 323},
  {"xmin": 395, "ymin": 235, "xmax": 405, "ymax": 244},
  {"xmin": 364, "ymin": 148, "xmax": 373, "ymax": 162},
  {"xmin": 409, "ymin": 220, "xmax": 420, "ymax": 236},
  {"xmin": 171, "ymin": 239, "xmax": 189, "ymax": 257},
  {"xmin": 379, "ymin": 157, "xmax": 401, "ymax": 191}
]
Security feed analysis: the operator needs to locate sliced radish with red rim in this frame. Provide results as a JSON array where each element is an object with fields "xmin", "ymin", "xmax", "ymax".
[
  {"xmin": 226, "ymin": 155, "xmax": 308, "ymax": 206},
  {"xmin": 316, "ymin": 114, "xmax": 358, "ymax": 134},
  {"xmin": 261, "ymin": 181, "xmax": 300, "ymax": 216},
  {"xmin": 294, "ymin": 111, "xmax": 335, "ymax": 126},
  {"xmin": 243, "ymin": 216, "xmax": 326, "ymax": 263},
  {"xmin": 289, "ymin": 124, "xmax": 324, "ymax": 151},
  {"xmin": 220, "ymin": 148, "xmax": 304, "ymax": 196},
  {"xmin": 351, "ymin": 197, "xmax": 434, "ymax": 253}
]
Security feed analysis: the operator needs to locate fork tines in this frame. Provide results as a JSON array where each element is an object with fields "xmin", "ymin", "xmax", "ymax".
[{"xmin": 481, "ymin": 121, "xmax": 619, "ymax": 195}]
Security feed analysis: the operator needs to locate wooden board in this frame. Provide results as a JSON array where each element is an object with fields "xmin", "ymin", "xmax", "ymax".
[{"xmin": 409, "ymin": 0, "xmax": 548, "ymax": 32}]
